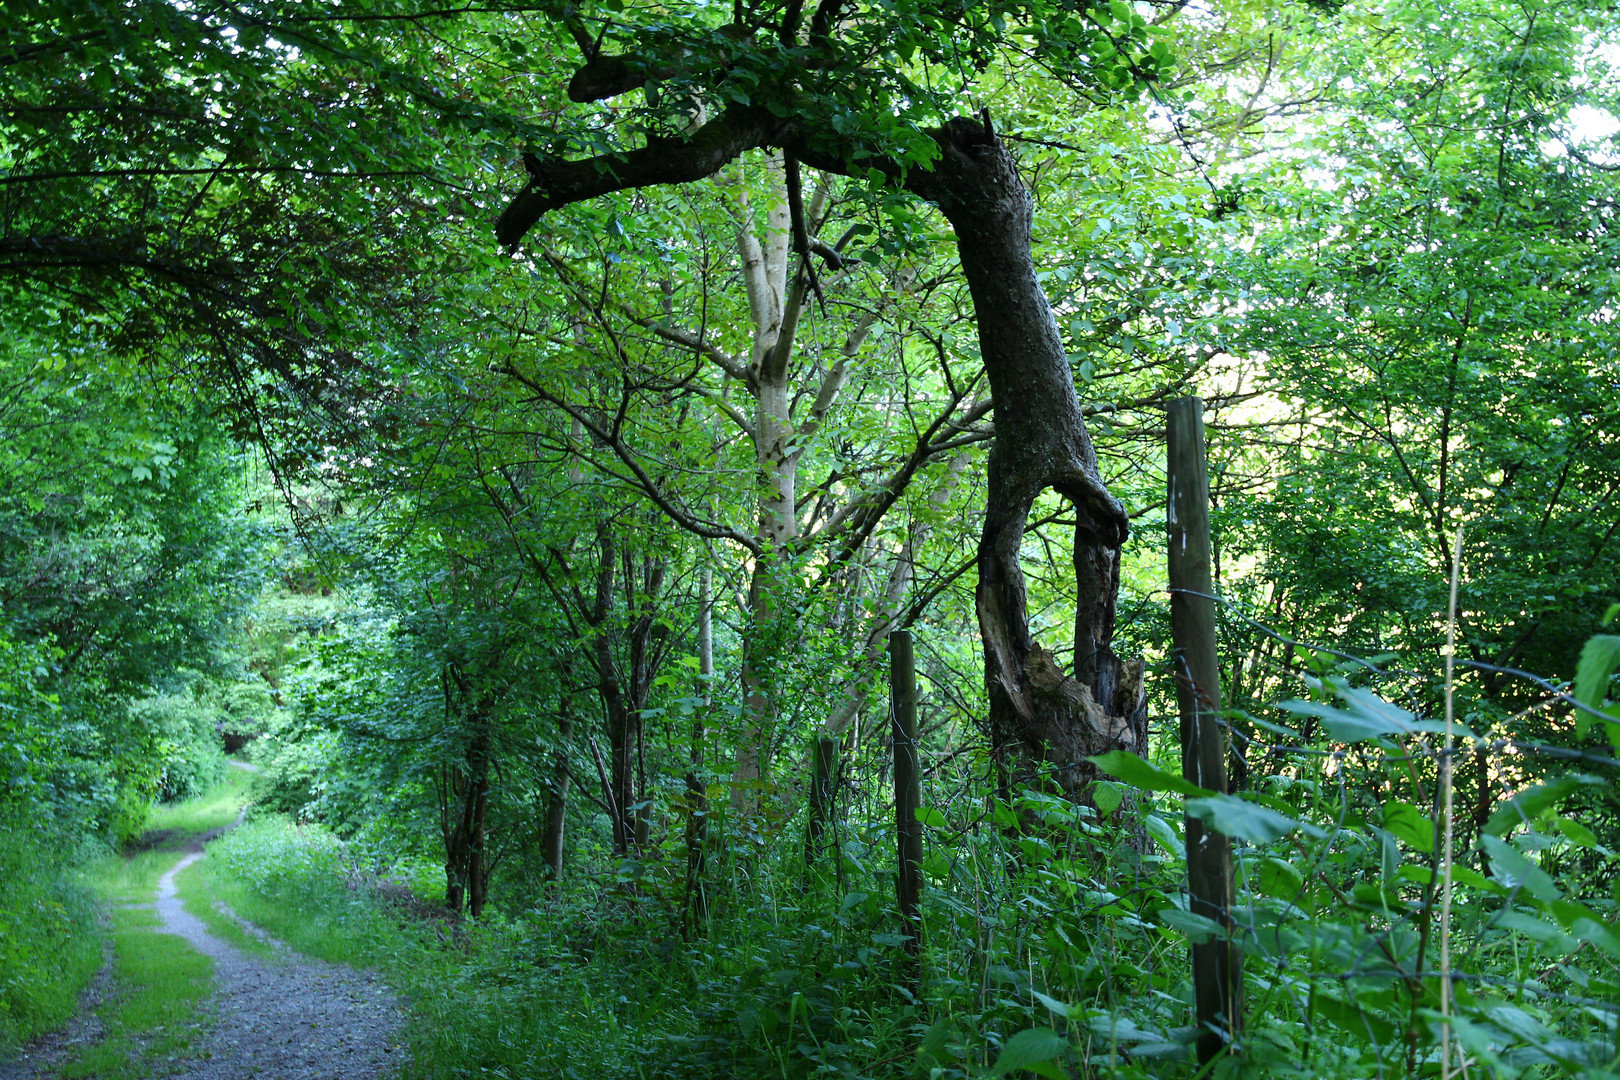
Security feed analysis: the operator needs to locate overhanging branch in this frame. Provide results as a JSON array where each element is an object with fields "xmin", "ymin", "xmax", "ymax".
[{"xmin": 495, "ymin": 106, "xmax": 785, "ymax": 249}]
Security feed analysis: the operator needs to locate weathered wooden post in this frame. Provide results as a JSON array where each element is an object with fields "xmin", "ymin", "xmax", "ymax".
[
  {"xmin": 1167, "ymin": 396, "xmax": 1242, "ymax": 1064},
  {"xmin": 889, "ymin": 629, "xmax": 923, "ymax": 974},
  {"xmin": 683, "ymin": 563, "xmax": 714, "ymax": 933},
  {"xmin": 806, "ymin": 736, "xmax": 840, "ymax": 866}
]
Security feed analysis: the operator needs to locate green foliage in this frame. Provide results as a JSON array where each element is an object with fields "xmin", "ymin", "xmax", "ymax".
[
  {"xmin": 6, "ymin": 0, "xmax": 1620, "ymax": 1077},
  {"xmin": 0, "ymin": 810, "xmax": 103, "ymax": 1052},
  {"xmin": 126, "ymin": 693, "xmax": 227, "ymax": 804}
]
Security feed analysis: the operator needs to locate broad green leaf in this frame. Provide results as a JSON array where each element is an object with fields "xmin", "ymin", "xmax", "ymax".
[
  {"xmin": 1143, "ymin": 814, "xmax": 1183, "ymax": 858},
  {"xmin": 1088, "ymin": 751, "xmax": 1211, "ymax": 798},
  {"xmin": 1417, "ymin": 1011, "xmax": 1502, "ymax": 1070},
  {"xmin": 1572, "ymin": 636, "xmax": 1620, "ymax": 749},
  {"xmin": 915, "ymin": 806, "xmax": 947, "ymax": 828},
  {"xmin": 1481, "ymin": 835, "xmax": 1561, "ymax": 901},
  {"xmin": 1483, "ymin": 774, "xmax": 1602, "ymax": 836},
  {"xmin": 1574, "ymin": 633, "xmax": 1620, "ymax": 710},
  {"xmin": 1158, "ymin": 908, "xmax": 1226, "ymax": 943},
  {"xmin": 1253, "ymin": 855, "xmax": 1304, "ymax": 899},
  {"xmin": 1279, "ymin": 678, "xmax": 1474, "ymax": 742},
  {"xmin": 1496, "ymin": 910, "xmax": 1576, "ymax": 951},
  {"xmin": 1547, "ymin": 899, "xmax": 1620, "ymax": 959},
  {"xmin": 1031, "ymin": 989, "xmax": 1073, "ymax": 1019},
  {"xmin": 991, "ymin": 1027, "xmax": 1070, "ymax": 1078},
  {"xmin": 1313, "ymin": 991, "xmax": 1396, "ymax": 1043},
  {"xmin": 1381, "ymin": 802, "xmax": 1434, "ymax": 853},
  {"xmin": 1092, "ymin": 780, "xmax": 1124, "ymax": 816},
  {"xmin": 1555, "ymin": 817, "xmax": 1600, "ymax": 848},
  {"xmin": 1186, "ymin": 794, "xmax": 1323, "ymax": 844},
  {"xmin": 1483, "ymin": 1003, "xmax": 1557, "ymax": 1049}
]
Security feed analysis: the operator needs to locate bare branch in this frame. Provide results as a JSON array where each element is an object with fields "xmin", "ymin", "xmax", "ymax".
[
  {"xmin": 496, "ymin": 107, "xmax": 783, "ymax": 249},
  {"xmin": 501, "ymin": 364, "xmax": 760, "ymax": 553}
]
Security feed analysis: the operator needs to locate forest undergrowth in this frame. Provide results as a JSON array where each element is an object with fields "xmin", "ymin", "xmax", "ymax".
[
  {"xmin": 192, "ymin": 637, "xmax": 1620, "ymax": 1080},
  {"xmin": 5, "ymin": 1, "xmax": 1620, "ymax": 1076}
]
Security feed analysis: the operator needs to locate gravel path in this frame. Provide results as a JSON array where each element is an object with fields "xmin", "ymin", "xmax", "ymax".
[
  {"xmin": 153, "ymin": 849, "xmax": 405, "ymax": 1080},
  {"xmin": 1, "ymin": 784, "xmax": 405, "ymax": 1080}
]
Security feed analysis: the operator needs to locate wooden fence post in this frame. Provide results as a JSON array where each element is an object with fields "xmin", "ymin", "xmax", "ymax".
[
  {"xmin": 1167, "ymin": 396, "xmax": 1243, "ymax": 1064},
  {"xmin": 807, "ymin": 736, "xmax": 840, "ymax": 865},
  {"xmin": 889, "ymin": 629, "xmax": 923, "ymax": 975}
]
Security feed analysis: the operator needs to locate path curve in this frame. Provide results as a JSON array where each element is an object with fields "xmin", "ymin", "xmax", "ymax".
[
  {"xmin": 1, "ymin": 801, "xmax": 404, "ymax": 1080},
  {"xmin": 153, "ymin": 842, "xmax": 404, "ymax": 1080}
]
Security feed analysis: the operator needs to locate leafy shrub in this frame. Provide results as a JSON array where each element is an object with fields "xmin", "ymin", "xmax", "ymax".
[
  {"xmin": 127, "ymin": 693, "xmax": 227, "ymax": 803},
  {"xmin": 0, "ymin": 811, "xmax": 103, "ymax": 1053}
]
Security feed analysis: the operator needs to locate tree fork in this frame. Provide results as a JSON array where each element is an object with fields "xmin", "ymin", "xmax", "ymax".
[{"xmin": 498, "ymin": 110, "xmax": 1143, "ymax": 801}]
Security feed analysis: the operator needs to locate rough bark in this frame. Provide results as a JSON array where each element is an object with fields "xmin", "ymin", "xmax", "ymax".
[
  {"xmin": 499, "ymin": 110, "xmax": 1143, "ymax": 802},
  {"xmin": 902, "ymin": 120, "xmax": 1145, "ymax": 795}
]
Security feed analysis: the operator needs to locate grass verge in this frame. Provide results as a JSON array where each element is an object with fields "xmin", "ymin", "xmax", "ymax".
[
  {"xmin": 0, "ymin": 827, "xmax": 103, "ymax": 1052},
  {"xmin": 54, "ymin": 905, "xmax": 213, "ymax": 1080},
  {"xmin": 191, "ymin": 818, "xmax": 411, "ymax": 969},
  {"xmin": 22, "ymin": 767, "xmax": 258, "ymax": 1077}
]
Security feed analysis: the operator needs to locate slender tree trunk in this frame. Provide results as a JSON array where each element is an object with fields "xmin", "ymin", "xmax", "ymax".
[
  {"xmin": 684, "ymin": 562, "xmax": 714, "ymax": 932},
  {"xmin": 442, "ymin": 766, "xmax": 468, "ymax": 913},
  {"xmin": 890, "ymin": 630, "xmax": 923, "ymax": 983},
  {"xmin": 540, "ymin": 711, "xmax": 572, "ymax": 883},
  {"xmin": 588, "ymin": 538, "xmax": 667, "ymax": 854},
  {"xmin": 442, "ymin": 697, "xmax": 494, "ymax": 916},
  {"xmin": 468, "ymin": 751, "xmax": 490, "ymax": 918},
  {"xmin": 595, "ymin": 631, "xmax": 637, "ymax": 854},
  {"xmin": 806, "ymin": 735, "xmax": 839, "ymax": 865},
  {"xmin": 1168, "ymin": 397, "xmax": 1241, "ymax": 1061},
  {"xmin": 731, "ymin": 161, "xmax": 794, "ymax": 807}
]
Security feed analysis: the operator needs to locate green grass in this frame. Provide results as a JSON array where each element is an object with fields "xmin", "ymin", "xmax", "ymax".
[
  {"xmin": 0, "ymin": 827, "xmax": 104, "ymax": 1052},
  {"xmin": 147, "ymin": 765, "xmax": 254, "ymax": 838},
  {"xmin": 194, "ymin": 818, "xmax": 410, "ymax": 969},
  {"xmin": 12, "ymin": 768, "xmax": 261, "ymax": 1076},
  {"xmin": 54, "ymin": 904, "xmax": 213, "ymax": 1080},
  {"xmin": 81, "ymin": 766, "xmax": 256, "ymax": 906}
]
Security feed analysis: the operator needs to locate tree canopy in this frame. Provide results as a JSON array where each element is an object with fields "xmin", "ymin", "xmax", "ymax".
[{"xmin": 5, "ymin": 0, "xmax": 1620, "ymax": 1075}]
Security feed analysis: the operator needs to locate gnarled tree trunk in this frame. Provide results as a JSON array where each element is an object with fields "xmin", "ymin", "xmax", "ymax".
[
  {"xmin": 498, "ymin": 108, "xmax": 1144, "ymax": 803},
  {"xmin": 905, "ymin": 119, "xmax": 1146, "ymax": 794}
]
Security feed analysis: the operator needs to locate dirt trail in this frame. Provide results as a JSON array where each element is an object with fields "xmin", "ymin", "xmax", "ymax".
[
  {"xmin": 2, "ymin": 775, "xmax": 405, "ymax": 1080},
  {"xmin": 150, "ymin": 846, "xmax": 404, "ymax": 1080}
]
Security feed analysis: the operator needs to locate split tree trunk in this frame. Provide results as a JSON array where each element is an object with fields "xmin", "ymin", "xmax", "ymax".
[
  {"xmin": 905, "ymin": 119, "xmax": 1145, "ymax": 794},
  {"xmin": 498, "ymin": 111, "xmax": 1144, "ymax": 801}
]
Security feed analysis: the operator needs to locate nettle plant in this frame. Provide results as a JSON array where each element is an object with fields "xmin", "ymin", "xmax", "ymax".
[{"xmin": 885, "ymin": 630, "xmax": 1620, "ymax": 1080}]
